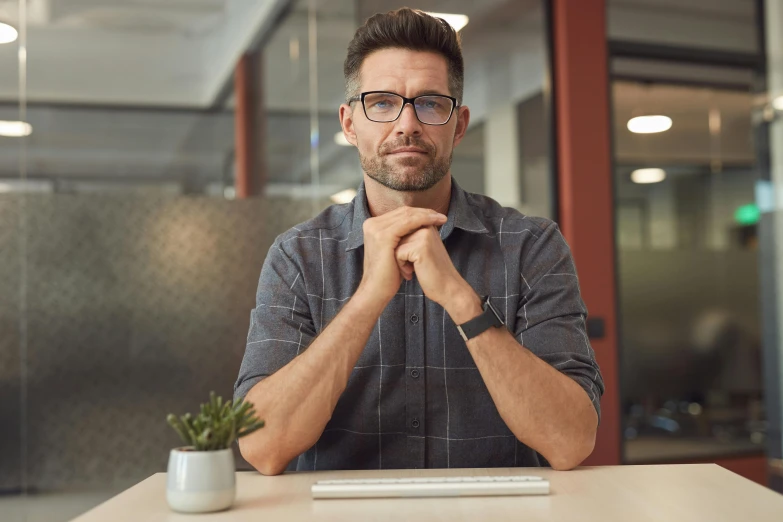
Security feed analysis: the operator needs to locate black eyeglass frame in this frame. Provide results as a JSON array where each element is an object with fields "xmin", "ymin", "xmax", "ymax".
[{"xmin": 348, "ymin": 91, "xmax": 460, "ymax": 126}]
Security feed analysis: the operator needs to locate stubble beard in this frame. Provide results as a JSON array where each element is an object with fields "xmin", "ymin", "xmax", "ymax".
[{"xmin": 359, "ymin": 137, "xmax": 452, "ymax": 192}]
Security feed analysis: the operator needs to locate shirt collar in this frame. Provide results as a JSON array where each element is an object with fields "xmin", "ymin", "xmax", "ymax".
[{"xmin": 345, "ymin": 178, "xmax": 488, "ymax": 252}]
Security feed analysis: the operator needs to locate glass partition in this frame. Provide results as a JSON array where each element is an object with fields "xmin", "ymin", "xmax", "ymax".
[
  {"xmin": 762, "ymin": 0, "xmax": 783, "ymax": 494},
  {"xmin": 613, "ymin": 80, "xmax": 766, "ymax": 463}
]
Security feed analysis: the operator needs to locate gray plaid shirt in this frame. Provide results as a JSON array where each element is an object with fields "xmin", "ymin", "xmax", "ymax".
[{"xmin": 235, "ymin": 179, "xmax": 604, "ymax": 471}]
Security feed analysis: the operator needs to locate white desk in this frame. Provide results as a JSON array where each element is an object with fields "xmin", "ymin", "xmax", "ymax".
[{"xmin": 72, "ymin": 464, "xmax": 783, "ymax": 521}]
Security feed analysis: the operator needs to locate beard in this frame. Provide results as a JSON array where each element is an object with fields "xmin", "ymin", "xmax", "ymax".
[{"xmin": 359, "ymin": 137, "xmax": 452, "ymax": 192}]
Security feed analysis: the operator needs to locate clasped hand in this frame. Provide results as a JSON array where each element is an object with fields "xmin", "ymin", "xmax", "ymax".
[{"xmin": 358, "ymin": 206, "xmax": 471, "ymax": 308}]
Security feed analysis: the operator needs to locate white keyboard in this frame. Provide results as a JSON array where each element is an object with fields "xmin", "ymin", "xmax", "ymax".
[{"xmin": 311, "ymin": 475, "xmax": 550, "ymax": 499}]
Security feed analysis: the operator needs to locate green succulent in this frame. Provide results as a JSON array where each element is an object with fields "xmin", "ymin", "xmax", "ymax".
[{"xmin": 167, "ymin": 392, "xmax": 265, "ymax": 451}]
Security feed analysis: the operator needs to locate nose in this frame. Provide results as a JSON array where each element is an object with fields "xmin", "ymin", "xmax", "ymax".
[{"xmin": 393, "ymin": 102, "xmax": 423, "ymax": 137}]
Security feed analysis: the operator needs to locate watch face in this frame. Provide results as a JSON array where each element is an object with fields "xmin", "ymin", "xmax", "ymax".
[{"xmin": 485, "ymin": 299, "xmax": 505, "ymax": 326}]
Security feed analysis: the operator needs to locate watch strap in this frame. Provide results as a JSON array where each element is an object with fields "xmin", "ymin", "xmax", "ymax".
[{"xmin": 457, "ymin": 296, "xmax": 505, "ymax": 341}]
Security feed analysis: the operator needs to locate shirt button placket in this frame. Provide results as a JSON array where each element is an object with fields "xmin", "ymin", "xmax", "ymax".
[{"xmin": 405, "ymin": 279, "xmax": 426, "ymax": 469}]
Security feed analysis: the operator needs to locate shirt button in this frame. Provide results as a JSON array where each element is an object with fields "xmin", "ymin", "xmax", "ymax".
[
  {"xmin": 410, "ymin": 369, "xmax": 420, "ymax": 379},
  {"xmin": 411, "ymin": 418, "xmax": 420, "ymax": 429},
  {"xmin": 410, "ymin": 314, "xmax": 419, "ymax": 324}
]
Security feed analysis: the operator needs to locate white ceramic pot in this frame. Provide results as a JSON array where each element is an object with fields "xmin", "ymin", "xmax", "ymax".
[{"xmin": 167, "ymin": 447, "xmax": 236, "ymax": 513}]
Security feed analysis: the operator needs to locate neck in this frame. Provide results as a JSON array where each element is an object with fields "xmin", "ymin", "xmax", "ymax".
[{"xmin": 364, "ymin": 174, "xmax": 452, "ymax": 217}]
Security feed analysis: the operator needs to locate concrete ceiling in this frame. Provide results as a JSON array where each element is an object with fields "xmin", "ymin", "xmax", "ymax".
[
  {"xmin": 608, "ymin": 0, "xmax": 758, "ymax": 53},
  {"xmin": 0, "ymin": 0, "xmax": 287, "ymax": 107},
  {"xmin": 0, "ymin": 0, "xmax": 760, "ymax": 109},
  {"xmin": 0, "ymin": 0, "xmax": 765, "ymax": 195}
]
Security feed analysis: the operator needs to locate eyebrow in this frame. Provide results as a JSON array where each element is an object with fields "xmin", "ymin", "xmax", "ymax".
[
  {"xmin": 413, "ymin": 90, "xmax": 449, "ymax": 96},
  {"xmin": 367, "ymin": 89, "xmax": 450, "ymax": 98}
]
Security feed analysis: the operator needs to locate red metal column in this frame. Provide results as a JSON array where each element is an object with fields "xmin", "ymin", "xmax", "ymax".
[
  {"xmin": 552, "ymin": 0, "xmax": 621, "ymax": 465},
  {"xmin": 234, "ymin": 51, "xmax": 266, "ymax": 199}
]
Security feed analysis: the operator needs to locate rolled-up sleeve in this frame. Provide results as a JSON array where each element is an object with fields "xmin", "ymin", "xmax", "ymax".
[
  {"xmin": 516, "ymin": 221, "xmax": 604, "ymax": 421},
  {"xmin": 234, "ymin": 239, "xmax": 316, "ymax": 401}
]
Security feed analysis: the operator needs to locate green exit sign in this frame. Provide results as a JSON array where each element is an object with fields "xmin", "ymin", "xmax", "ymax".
[{"xmin": 734, "ymin": 203, "xmax": 760, "ymax": 226}]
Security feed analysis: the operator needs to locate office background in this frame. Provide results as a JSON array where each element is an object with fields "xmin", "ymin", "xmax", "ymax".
[{"xmin": 1, "ymin": 0, "xmax": 782, "ymax": 519}]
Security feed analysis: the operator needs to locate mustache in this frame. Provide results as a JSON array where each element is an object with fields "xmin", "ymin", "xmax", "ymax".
[{"xmin": 379, "ymin": 138, "xmax": 435, "ymax": 155}]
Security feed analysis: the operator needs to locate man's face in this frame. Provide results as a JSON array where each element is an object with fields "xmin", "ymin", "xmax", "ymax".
[{"xmin": 339, "ymin": 48, "xmax": 470, "ymax": 192}]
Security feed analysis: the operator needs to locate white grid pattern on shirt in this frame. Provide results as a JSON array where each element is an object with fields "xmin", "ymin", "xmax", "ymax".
[
  {"xmin": 378, "ymin": 317, "xmax": 383, "ymax": 468},
  {"xmin": 324, "ymin": 427, "xmax": 516, "ymax": 442},
  {"xmin": 500, "ymin": 218, "xmax": 508, "ymax": 331},
  {"xmin": 307, "ymin": 294, "xmax": 352, "ymax": 302},
  {"xmin": 256, "ymin": 303, "xmax": 298, "ymax": 313},
  {"xmin": 238, "ymin": 187, "xmax": 603, "ymax": 471},
  {"xmin": 443, "ymin": 306, "xmax": 450, "ymax": 468},
  {"xmin": 520, "ymin": 272, "xmax": 531, "ymax": 344},
  {"xmin": 280, "ymin": 234, "xmax": 349, "ymax": 246},
  {"xmin": 248, "ymin": 277, "xmax": 593, "ymax": 467},
  {"xmin": 352, "ymin": 364, "xmax": 480, "ymax": 371},
  {"xmin": 484, "ymin": 228, "xmax": 540, "ymax": 240},
  {"xmin": 316, "ymin": 229, "xmax": 325, "ymax": 472},
  {"xmin": 246, "ymin": 338, "xmax": 300, "ymax": 347},
  {"xmin": 410, "ymin": 434, "xmax": 516, "ymax": 442},
  {"xmin": 290, "ymin": 273, "xmax": 301, "ymax": 320},
  {"xmin": 319, "ymin": 230, "xmax": 325, "ymax": 329}
]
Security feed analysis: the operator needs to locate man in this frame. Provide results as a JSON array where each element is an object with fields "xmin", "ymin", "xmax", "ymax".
[{"xmin": 234, "ymin": 8, "xmax": 604, "ymax": 475}]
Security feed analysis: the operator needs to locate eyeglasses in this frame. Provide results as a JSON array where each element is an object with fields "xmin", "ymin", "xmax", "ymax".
[{"xmin": 348, "ymin": 91, "xmax": 458, "ymax": 126}]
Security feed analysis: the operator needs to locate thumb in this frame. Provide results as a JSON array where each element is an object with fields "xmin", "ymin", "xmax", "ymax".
[{"xmin": 395, "ymin": 243, "xmax": 415, "ymax": 280}]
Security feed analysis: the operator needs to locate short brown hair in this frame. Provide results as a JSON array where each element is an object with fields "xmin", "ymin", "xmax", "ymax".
[{"xmin": 344, "ymin": 8, "xmax": 464, "ymax": 104}]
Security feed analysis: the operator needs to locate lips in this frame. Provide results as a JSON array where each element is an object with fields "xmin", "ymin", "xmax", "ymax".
[{"xmin": 388, "ymin": 147, "xmax": 428, "ymax": 154}]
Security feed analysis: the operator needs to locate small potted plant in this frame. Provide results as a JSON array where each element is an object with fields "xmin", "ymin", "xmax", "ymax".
[{"xmin": 166, "ymin": 392, "xmax": 264, "ymax": 513}]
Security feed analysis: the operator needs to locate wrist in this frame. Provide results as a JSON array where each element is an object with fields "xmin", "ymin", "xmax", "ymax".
[
  {"xmin": 352, "ymin": 283, "xmax": 392, "ymax": 316},
  {"xmin": 444, "ymin": 283, "xmax": 483, "ymax": 325}
]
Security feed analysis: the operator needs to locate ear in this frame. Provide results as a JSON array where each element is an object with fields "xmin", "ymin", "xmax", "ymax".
[
  {"xmin": 338, "ymin": 103, "xmax": 359, "ymax": 147},
  {"xmin": 451, "ymin": 105, "xmax": 470, "ymax": 148}
]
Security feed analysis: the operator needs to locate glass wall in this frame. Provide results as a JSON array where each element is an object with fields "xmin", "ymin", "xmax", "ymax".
[
  {"xmin": 763, "ymin": 0, "xmax": 783, "ymax": 494},
  {"xmin": 1, "ymin": 1, "xmax": 552, "ymax": 520},
  {"xmin": 613, "ymin": 79, "xmax": 767, "ymax": 463},
  {"xmin": 608, "ymin": 0, "xmax": 783, "ymax": 489}
]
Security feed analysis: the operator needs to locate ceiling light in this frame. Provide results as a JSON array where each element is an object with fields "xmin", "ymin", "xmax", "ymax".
[
  {"xmin": 773, "ymin": 95, "xmax": 783, "ymax": 111},
  {"xmin": 425, "ymin": 12, "xmax": 469, "ymax": 31},
  {"xmin": 627, "ymin": 115, "xmax": 672, "ymax": 134},
  {"xmin": 631, "ymin": 168, "xmax": 666, "ymax": 184},
  {"xmin": 0, "ymin": 179, "xmax": 53, "ymax": 193},
  {"xmin": 0, "ymin": 120, "xmax": 32, "ymax": 137},
  {"xmin": 334, "ymin": 131, "xmax": 351, "ymax": 147},
  {"xmin": 330, "ymin": 189, "xmax": 357, "ymax": 204},
  {"xmin": 0, "ymin": 22, "xmax": 18, "ymax": 44}
]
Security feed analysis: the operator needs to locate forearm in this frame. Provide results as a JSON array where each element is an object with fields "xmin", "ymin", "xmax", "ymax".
[
  {"xmin": 239, "ymin": 288, "xmax": 386, "ymax": 475},
  {"xmin": 447, "ymin": 289, "xmax": 598, "ymax": 470}
]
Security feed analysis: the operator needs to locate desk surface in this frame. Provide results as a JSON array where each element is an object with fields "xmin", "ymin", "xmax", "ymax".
[{"xmin": 73, "ymin": 464, "xmax": 783, "ymax": 522}]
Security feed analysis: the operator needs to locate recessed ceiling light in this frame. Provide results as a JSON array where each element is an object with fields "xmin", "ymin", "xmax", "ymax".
[
  {"xmin": 0, "ymin": 120, "xmax": 32, "ymax": 137},
  {"xmin": 773, "ymin": 95, "xmax": 783, "ymax": 111},
  {"xmin": 425, "ymin": 12, "xmax": 469, "ymax": 31},
  {"xmin": 330, "ymin": 189, "xmax": 357, "ymax": 204},
  {"xmin": 334, "ymin": 131, "xmax": 351, "ymax": 147},
  {"xmin": 627, "ymin": 115, "xmax": 672, "ymax": 134},
  {"xmin": 0, "ymin": 179, "xmax": 53, "ymax": 193},
  {"xmin": 631, "ymin": 168, "xmax": 666, "ymax": 184},
  {"xmin": 0, "ymin": 22, "xmax": 18, "ymax": 44}
]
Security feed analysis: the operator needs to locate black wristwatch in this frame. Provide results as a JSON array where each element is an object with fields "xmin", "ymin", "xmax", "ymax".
[{"xmin": 456, "ymin": 295, "xmax": 505, "ymax": 341}]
